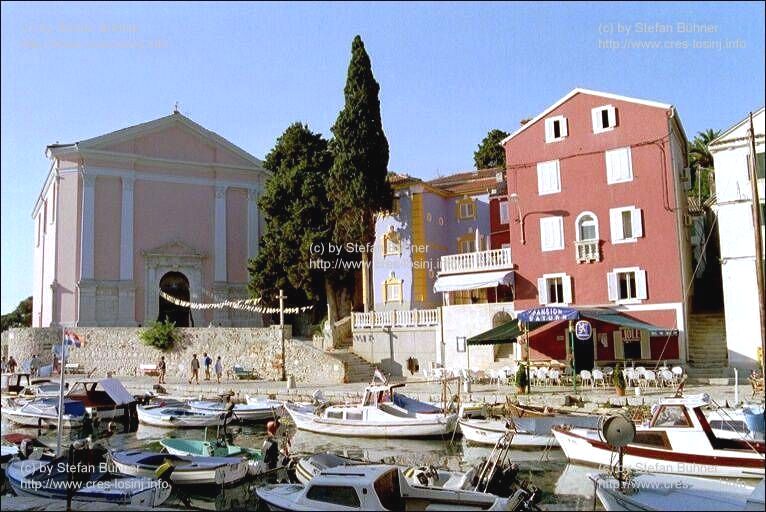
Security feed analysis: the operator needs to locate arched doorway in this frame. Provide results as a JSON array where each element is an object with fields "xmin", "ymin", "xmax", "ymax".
[{"xmin": 158, "ymin": 271, "xmax": 193, "ymax": 327}]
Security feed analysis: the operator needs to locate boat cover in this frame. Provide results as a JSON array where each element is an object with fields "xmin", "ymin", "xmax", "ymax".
[
  {"xmin": 393, "ymin": 393, "xmax": 443, "ymax": 414},
  {"xmin": 99, "ymin": 378, "xmax": 135, "ymax": 405}
]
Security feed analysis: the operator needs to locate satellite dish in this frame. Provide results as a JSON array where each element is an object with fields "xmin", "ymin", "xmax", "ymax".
[{"xmin": 599, "ymin": 414, "xmax": 636, "ymax": 448}]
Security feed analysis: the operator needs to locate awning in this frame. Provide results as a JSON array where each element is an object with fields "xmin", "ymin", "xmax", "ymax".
[
  {"xmin": 579, "ymin": 310, "xmax": 678, "ymax": 337},
  {"xmin": 433, "ymin": 270, "xmax": 514, "ymax": 293},
  {"xmin": 467, "ymin": 319, "xmax": 522, "ymax": 345},
  {"xmin": 99, "ymin": 378, "xmax": 136, "ymax": 406}
]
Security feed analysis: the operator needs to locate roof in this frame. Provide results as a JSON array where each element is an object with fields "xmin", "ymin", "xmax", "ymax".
[
  {"xmin": 467, "ymin": 319, "xmax": 522, "ymax": 346},
  {"xmin": 500, "ymin": 88, "xmax": 674, "ymax": 146},
  {"xmin": 426, "ymin": 167, "xmax": 503, "ymax": 196},
  {"xmin": 709, "ymin": 107, "xmax": 765, "ymax": 148}
]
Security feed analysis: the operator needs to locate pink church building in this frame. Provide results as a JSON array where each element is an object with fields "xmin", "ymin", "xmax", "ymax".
[{"xmin": 32, "ymin": 111, "xmax": 269, "ymax": 327}]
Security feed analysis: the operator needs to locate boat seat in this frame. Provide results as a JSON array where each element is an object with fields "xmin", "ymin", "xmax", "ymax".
[{"xmin": 443, "ymin": 467, "xmax": 475, "ymax": 490}]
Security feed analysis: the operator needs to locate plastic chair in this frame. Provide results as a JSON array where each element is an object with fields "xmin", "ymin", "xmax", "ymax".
[
  {"xmin": 592, "ymin": 369, "xmax": 606, "ymax": 388},
  {"xmin": 643, "ymin": 370, "xmax": 657, "ymax": 388},
  {"xmin": 548, "ymin": 369, "xmax": 561, "ymax": 386},
  {"xmin": 672, "ymin": 366, "xmax": 684, "ymax": 384},
  {"xmin": 579, "ymin": 370, "xmax": 593, "ymax": 387}
]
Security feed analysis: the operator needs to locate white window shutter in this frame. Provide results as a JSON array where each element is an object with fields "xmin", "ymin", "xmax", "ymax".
[
  {"xmin": 605, "ymin": 151, "xmax": 615, "ymax": 183},
  {"xmin": 555, "ymin": 217, "xmax": 564, "ymax": 249},
  {"xmin": 563, "ymin": 275, "xmax": 573, "ymax": 304},
  {"xmin": 544, "ymin": 119, "xmax": 553, "ymax": 142},
  {"xmin": 552, "ymin": 160, "xmax": 561, "ymax": 191},
  {"xmin": 607, "ymin": 272, "xmax": 618, "ymax": 301},
  {"xmin": 540, "ymin": 218, "xmax": 548, "ymax": 251},
  {"xmin": 609, "ymin": 208, "xmax": 622, "ymax": 243},
  {"xmin": 537, "ymin": 277, "xmax": 548, "ymax": 305},
  {"xmin": 640, "ymin": 330, "xmax": 651, "ymax": 359},
  {"xmin": 613, "ymin": 331, "xmax": 624, "ymax": 359},
  {"xmin": 591, "ymin": 108, "xmax": 601, "ymax": 133},
  {"xmin": 560, "ymin": 117, "xmax": 568, "ymax": 137},
  {"xmin": 607, "ymin": 106, "xmax": 617, "ymax": 127},
  {"xmin": 635, "ymin": 269, "xmax": 648, "ymax": 300},
  {"xmin": 631, "ymin": 208, "xmax": 644, "ymax": 238}
]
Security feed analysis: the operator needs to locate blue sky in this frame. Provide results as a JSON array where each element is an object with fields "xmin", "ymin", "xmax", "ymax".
[{"xmin": 1, "ymin": 1, "xmax": 764, "ymax": 313}]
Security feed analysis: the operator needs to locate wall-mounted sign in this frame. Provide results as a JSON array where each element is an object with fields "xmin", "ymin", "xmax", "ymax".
[
  {"xmin": 622, "ymin": 328, "xmax": 641, "ymax": 343},
  {"xmin": 575, "ymin": 320, "xmax": 592, "ymax": 340},
  {"xmin": 456, "ymin": 336, "xmax": 466, "ymax": 353}
]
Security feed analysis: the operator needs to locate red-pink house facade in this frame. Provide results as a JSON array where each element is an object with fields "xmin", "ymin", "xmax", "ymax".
[
  {"xmin": 502, "ymin": 89, "xmax": 692, "ymax": 364},
  {"xmin": 31, "ymin": 112, "xmax": 269, "ymax": 327}
]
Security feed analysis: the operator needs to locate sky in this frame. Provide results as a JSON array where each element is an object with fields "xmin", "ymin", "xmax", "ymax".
[{"xmin": 1, "ymin": 1, "xmax": 764, "ymax": 314}]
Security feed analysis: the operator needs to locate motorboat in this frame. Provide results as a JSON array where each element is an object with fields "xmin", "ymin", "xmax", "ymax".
[
  {"xmin": 1, "ymin": 372, "xmax": 34, "ymax": 396},
  {"xmin": 16, "ymin": 380, "xmax": 64, "ymax": 400},
  {"xmin": 136, "ymin": 404, "xmax": 225, "ymax": 428},
  {"xmin": 160, "ymin": 438, "xmax": 264, "ymax": 475},
  {"xmin": 65, "ymin": 378, "xmax": 136, "ymax": 420},
  {"xmin": 110, "ymin": 449, "xmax": 249, "ymax": 485},
  {"xmin": 283, "ymin": 383, "xmax": 457, "ymax": 438},
  {"xmin": 256, "ymin": 464, "xmax": 536, "ymax": 511},
  {"xmin": 459, "ymin": 409, "xmax": 600, "ymax": 447},
  {"xmin": 6, "ymin": 455, "xmax": 171, "ymax": 507},
  {"xmin": 189, "ymin": 397, "xmax": 283, "ymax": 422},
  {"xmin": 1, "ymin": 396, "xmax": 86, "ymax": 428},
  {"xmin": 589, "ymin": 472, "xmax": 765, "ymax": 511},
  {"xmin": 553, "ymin": 395, "xmax": 766, "ymax": 478}
]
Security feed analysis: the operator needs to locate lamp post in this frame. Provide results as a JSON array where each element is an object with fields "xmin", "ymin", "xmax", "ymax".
[
  {"xmin": 508, "ymin": 193, "xmax": 525, "ymax": 245},
  {"xmin": 569, "ymin": 320, "xmax": 577, "ymax": 393},
  {"xmin": 278, "ymin": 289, "xmax": 286, "ymax": 382}
]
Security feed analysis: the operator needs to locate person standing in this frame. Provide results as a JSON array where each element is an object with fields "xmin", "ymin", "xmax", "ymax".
[
  {"xmin": 157, "ymin": 356, "xmax": 166, "ymax": 384},
  {"xmin": 188, "ymin": 354, "xmax": 200, "ymax": 384},
  {"xmin": 203, "ymin": 352, "xmax": 212, "ymax": 381},
  {"xmin": 30, "ymin": 354, "xmax": 40, "ymax": 377},
  {"xmin": 214, "ymin": 356, "xmax": 223, "ymax": 383},
  {"xmin": 262, "ymin": 420, "xmax": 280, "ymax": 470},
  {"xmin": 7, "ymin": 356, "xmax": 17, "ymax": 373}
]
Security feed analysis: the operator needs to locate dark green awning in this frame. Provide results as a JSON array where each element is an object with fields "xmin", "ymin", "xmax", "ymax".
[
  {"xmin": 467, "ymin": 319, "xmax": 522, "ymax": 346},
  {"xmin": 580, "ymin": 311, "xmax": 678, "ymax": 337}
]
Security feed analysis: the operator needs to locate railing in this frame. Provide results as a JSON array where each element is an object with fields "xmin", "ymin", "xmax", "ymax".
[
  {"xmin": 439, "ymin": 247, "xmax": 512, "ymax": 275},
  {"xmin": 575, "ymin": 240, "xmax": 600, "ymax": 263},
  {"xmin": 353, "ymin": 309, "xmax": 440, "ymax": 329}
]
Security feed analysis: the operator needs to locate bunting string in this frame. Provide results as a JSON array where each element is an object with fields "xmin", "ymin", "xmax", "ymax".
[{"xmin": 159, "ymin": 289, "xmax": 312, "ymax": 315}]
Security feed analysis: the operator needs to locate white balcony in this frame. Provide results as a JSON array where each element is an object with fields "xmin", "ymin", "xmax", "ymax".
[
  {"xmin": 439, "ymin": 247, "xmax": 513, "ymax": 275},
  {"xmin": 575, "ymin": 240, "xmax": 600, "ymax": 263},
  {"xmin": 353, "ymin": 309, "xmax": 440, "ymax": 330}
]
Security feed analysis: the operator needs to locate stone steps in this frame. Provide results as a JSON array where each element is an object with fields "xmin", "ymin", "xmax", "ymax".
[
  {"xmin": 687, "ymin": 313, "xmax": 728, "ymax": 370},
  {"xmin": 326, "ymin": 350, "xmax": 375, "ymax": 383}
]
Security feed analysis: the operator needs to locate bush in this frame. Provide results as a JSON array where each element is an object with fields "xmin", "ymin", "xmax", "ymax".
[
  {"xmin": 515, "ymin": 365, "xmax": 529, "ymax": 392},
  {"xmin": 139, "ymin": 320, "xmax": 179, "ymax": 351},
  {"xmin": 613, "ymin": 363, "xmax": 627, "ymax": 390}
]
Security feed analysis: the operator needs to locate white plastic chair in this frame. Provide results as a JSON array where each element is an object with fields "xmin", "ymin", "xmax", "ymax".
[
  {"xmin": 548, "ymin": 369, "xmax": 561, "ymax": 386},
  {"xmin": 624, "ymin": 368, "xmax": 638, "ymax": 388},
  {"xmin": 579, "ymin": 370, "xmax": 593, "ymax": 387},
  {"xmin": 592, "ymin": 369, "xmax": 606, "ymax": 388},
  {"xmin": 537, "ymin": 367, "xmax": 549, "ymax": 386},
  {"xmin": 421, "ymin": 366, "xmax": 432, "ymax": 381},
  {"xmin": 672, "ymin": 366, "xmax": 684, "ymax": 384},
  {"xmin": 643, "ymin": 370, "xmax": 657, "ymax": 388},
  {"xmin": 659, "ymin": 369, "xmax": 675, "ymax": 387}
]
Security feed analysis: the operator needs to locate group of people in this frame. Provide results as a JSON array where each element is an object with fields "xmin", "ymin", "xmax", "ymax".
[
  {"xmin": 0, "ymin": 354, "xmax": 38, "ymax": 375},
  {"xmin": 1, "ymin": 355, "xmax": 18, "ymax": 373},
  {"xmin": 153, "ymin": 353, "xmax": 224, "ymax": 385}
]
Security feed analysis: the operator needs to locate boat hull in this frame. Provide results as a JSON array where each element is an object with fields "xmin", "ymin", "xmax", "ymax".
[
  {"xmin": 2, "ymin": 410, "xmax": 83, "ymax": 429},
  {"xmin": 136, "ymin": 406, "xmax": 223, "ymax": 428},
  {"xmin": 190, "ymin": 399, "xmax": 283, "ymax": 422},
  {"xmin": 111, "ymin": 457, "xmax": 248, "ymax": 486},
  {"xmin": 459, "ymin": 419, "xmax": 555, "ymax": 447}
]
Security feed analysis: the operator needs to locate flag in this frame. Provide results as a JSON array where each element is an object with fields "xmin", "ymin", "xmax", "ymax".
[
  {"xmin": 373, "ymin": 367, "xmax": 387, "ymax": 384},
  {"xmin": 64, "ymin": 330, "xmax": 84, "ymax": 348}
]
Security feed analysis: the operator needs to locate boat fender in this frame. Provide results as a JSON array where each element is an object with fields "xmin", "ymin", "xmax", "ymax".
[{"xmin": 155, "ymin": 460, "xmax": 176, "ymax": 482}]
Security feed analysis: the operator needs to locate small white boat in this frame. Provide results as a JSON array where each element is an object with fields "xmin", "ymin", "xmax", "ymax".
[
  {"xmin": 1, "ymin": 397, "xmax": 86, "ymax": 428},
  {"xmin": 189, "ymin": 397, "xmax": 283, "ymax": 422},
  {"xmin": 590, "ymin": 473, "xmax": 765, "ymax": 511},
  {"xmin": 160, "ymin": 438, "xmax": 266, "ymax": 475},
  {"xmin": 6, "ymin": 457, "xmax": 171, "ymax": 507},
  {"xmin": 110, "ymin": 449, "xmax": 249, "ymax": 485},
  {"xmin": 553, "ymin": 395, "xmax": 766, "ymax": 479},
  {"xmin": 459, "ymin": 418, "xmax": 553, "ymax": 447},
  {"xmin": 137, "ymin": 404, "xmax": 224, "ymax": 428},
  {"xmin": 284, "ymin": 383, "xmax": 457, "ymax": 438},
  {"xmin": 256, "ymin": 464, "xmax": 519, "ymax": 511}
]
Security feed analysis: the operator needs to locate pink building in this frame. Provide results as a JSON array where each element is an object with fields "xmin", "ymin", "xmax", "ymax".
[
  {"xmin": 32, "ymin": 111, "xmax": 269, "ymax": 327},
  {"xmin": 502, "ymin": 89, "xmax": 693, "ymax": 366}
]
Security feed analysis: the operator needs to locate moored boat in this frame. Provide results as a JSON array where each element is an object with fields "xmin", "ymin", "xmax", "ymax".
[
  {"xmin": 1, "ymin": 396, "xmax": 86, "ymax": 428},
  {"xmin": 459, "ymin": 411, "xmax": 600, "ymax": 447},
  {"xmin": 189, "ymin": 397, "xmax": 283, "ymax": 422},
  {"xmin": 137, "ymin": 404, "xmax": 224, "ymax": 428},
  {"xmin": 160, "ymin": 438, "xmax": 264, "ymax": 475},
  {"xmin": 110, "ymin": 449, "xmax": 249, "ymax": 485},
  {"xmin": 65, "ymin": 378, "xmax": 136, "ymax": 420}
]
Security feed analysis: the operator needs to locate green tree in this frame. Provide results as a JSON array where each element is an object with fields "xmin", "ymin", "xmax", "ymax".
[
  {"xmin": 248, "ymin": 122, "xmax": 337, "ymax": 316},
  {"xmin": 1, "ymin": 296, "xmax": 32, "ymax": 332},
  {"xmin": 473, "ymin": 129, "xmax": 509, "ymax": 169},
  {"xmin": 327, "ymin": 35, "xmax": 392, "ymax": 318},
  {"xmin": 688, "ymin": 128, "xmax": 721, "ymax": 202}
]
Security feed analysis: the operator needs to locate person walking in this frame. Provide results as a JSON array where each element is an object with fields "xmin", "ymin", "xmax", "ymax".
[
  {"xmin": 214, "ymin": 356, "xmax": 223, "ymax": 383},
  {"xmin": 7, "ymin": 356, "xmax": 17, "ymax": 374},
  {"xmin": 203, "ymin": 352, "xmax": 212, "ymax": 381},
  {"xmin": 188, "ymin": 354, "xmax": 200, "ymax": 384},
  {"xmin": 157, "ymin": 356, "xmax": 166, "ymax": 384}
]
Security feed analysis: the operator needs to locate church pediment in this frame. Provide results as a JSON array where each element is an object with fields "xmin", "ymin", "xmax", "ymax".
[{"xmin": 143, "ymin": 240, "xmax": 206, "ymax": 259}]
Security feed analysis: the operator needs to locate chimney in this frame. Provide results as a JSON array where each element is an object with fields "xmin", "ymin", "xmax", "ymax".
[{"xmin": 520, "ymin": 118, "xmax": 532, "ymax": 126}]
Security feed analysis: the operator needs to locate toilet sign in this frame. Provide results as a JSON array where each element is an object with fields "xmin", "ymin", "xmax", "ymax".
[{"xmin": 575, "ymin": 320, "xmax": 592, "ymax": 340}]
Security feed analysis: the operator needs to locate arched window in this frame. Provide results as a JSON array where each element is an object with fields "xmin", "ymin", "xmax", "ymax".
[{"xmin": 575, "ymin": 212, "xmax": 599, "ymax": 241}]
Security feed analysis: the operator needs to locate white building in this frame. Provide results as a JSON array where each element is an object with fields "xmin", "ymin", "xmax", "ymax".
[{"xmin": 710, "ymin": 108, "xmax": 765, "ymax": 369}]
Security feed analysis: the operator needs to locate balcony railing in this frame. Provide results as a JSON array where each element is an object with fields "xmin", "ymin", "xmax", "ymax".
[
  {"xmin": 439, "ymin": 247, "xmax": 512, "ymax": 275},
  {"xmin": 353, "ymin": 309, "xmax": 440, "ymax": 329},
  {"xmin": 575, "ymin": 240, "xmax": 600, "ymax": 263}
]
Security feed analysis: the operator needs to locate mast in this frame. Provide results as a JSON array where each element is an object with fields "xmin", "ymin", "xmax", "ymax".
[
  {"xmin": 56, "ymin": 328, "xmax": 67, "ymax": 456},
  {"xmin": 747, "ymin": 112, "xmax": 765, "ymax": 378}
]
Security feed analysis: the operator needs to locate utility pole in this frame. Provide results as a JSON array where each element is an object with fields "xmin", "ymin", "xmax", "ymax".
[
  {"xmin": 278, "ymin": 289, "xmax": 287, "ymax": 381},
  {"xmin": 747, "ymin": 113, "xmax": 765, "ymax": 378}
]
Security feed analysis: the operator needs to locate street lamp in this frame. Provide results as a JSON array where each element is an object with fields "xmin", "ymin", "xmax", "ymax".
[{"xmin": 508, "ymin": 193, "xmax": 525, "ymax": 245}]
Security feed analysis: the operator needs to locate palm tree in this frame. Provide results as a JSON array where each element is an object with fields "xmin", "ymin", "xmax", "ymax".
[{"xmin": 688, "ymin": 129, "xmax": 721, "ymax": 202}]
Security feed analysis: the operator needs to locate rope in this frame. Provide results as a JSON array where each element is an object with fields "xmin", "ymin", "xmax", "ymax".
[{"xmin": 158, "ymin": 289, "xmax": 312, "ymax": 315}]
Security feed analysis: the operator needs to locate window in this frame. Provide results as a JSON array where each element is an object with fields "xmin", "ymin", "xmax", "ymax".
[
  {"xmin": 539, "ymin": 216, "xmax": 564, "ymax": 251},
  {"xmin": 609, "ymin": 206, "xmax": 643, "ymax": 243},
  {"xmin": 537, "ymin": 273, "xmax": 572, "ymax": 305},
  {"xmin": 607, "ymin": 267, "xmax": 647, "ymax": 302},
  {"xmin": 50, "ymin": 185, "xmax": 56, "ymax": 224},
  {"xmin": 499, "ymin": 201, "xmax": 509, "ymax": 224},
  {"xmin": 36, "ymin": 214, "xmax": 41, "ymax": 247},
  {"xmin": 537, "ymin": 160, "xmax": 561, "ymax": 195},
  {"xmin": 757, "ymin": 152, "xmax": 765, "ymax": 179},
  {"xmin": 383, "ymin": 274, "xmax": 403, "ymax": 303},
  {"xmin": 544, "ymin": 115, "xmax": 568, "ymax": 143},
  {"xmin": 306, "ymin": 485, "xmax": 361, "ymax": 508},
  {"xmin": 382, "ymin": 229, "xmax": 400, "ymax": 256},
  {"xmin": 457, "ymin": 198, "xmax": 476, "ymax": 220},
  {"xmin": 390, "ymin": 196, "xmax": 400, "ymax": 215},
  {"xmin": 606, "ymin": 147, "xmax": 633, "ymax": 184},
  {"xmin": 651, "ymin": 405, "xmax": 692, "ymax": 428},
  {"xmin": 592, "ymin": 105, "xmax": 617, "ymax": 133},
  {"xmin": 575, "ymin": 212, "xmax": 599, "ymax": 241}
]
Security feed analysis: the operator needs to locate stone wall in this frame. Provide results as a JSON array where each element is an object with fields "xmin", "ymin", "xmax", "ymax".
[
  {"xmin": 352, "ymin": 327, "xmax": 439, "ymax": 377},
  {"xmin": 1, "ymin": 326, "xmax": 344, "ymax": 385}
]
